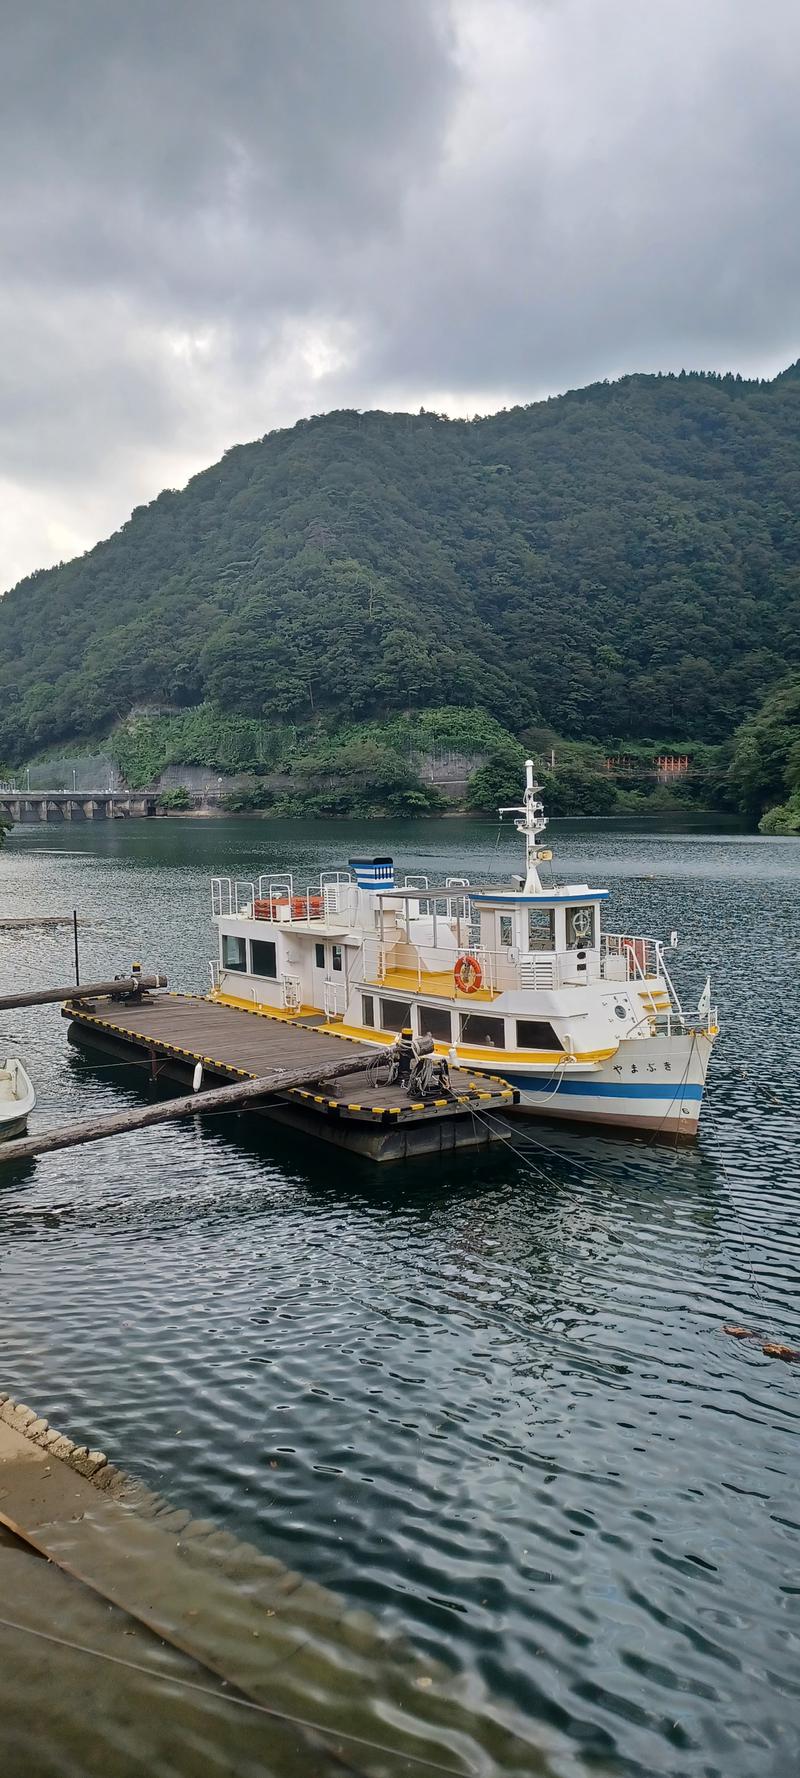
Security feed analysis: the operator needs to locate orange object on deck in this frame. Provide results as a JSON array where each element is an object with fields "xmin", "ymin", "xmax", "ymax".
[{"xmin": 454, "ymin": 954, "xmax": 483, "ymax": 994}]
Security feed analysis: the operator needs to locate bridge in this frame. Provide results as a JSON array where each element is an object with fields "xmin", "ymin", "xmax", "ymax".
[{"xmin": 0, "ymin": 788, "xmax": 157, "ymax": 823}]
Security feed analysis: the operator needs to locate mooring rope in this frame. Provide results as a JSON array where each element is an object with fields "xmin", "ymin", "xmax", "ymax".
[{"xmin": 0, "ymin": 1612, "xmax": 473, "ymax": 1777}]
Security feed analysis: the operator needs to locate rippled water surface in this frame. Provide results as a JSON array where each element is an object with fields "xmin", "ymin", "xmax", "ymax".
[{"xmin": 1, "ymin": 814, "xmax": 799, "ymax": 1777}]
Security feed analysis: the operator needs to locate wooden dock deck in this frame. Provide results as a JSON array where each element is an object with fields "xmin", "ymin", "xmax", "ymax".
[{"xmin": 64, "ymin": 992, "xmax": 517, "ymax": 1161}]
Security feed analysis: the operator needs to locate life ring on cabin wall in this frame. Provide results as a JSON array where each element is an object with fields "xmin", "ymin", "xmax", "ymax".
[{"xmin": 454, "ymin": 953, "xmax": 483, "ymax": 994}]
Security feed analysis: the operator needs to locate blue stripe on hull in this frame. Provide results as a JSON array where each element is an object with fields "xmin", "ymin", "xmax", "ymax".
[{"xmin": 502, "ymin": 1076, "xmax": 704, "ymax": 1101}]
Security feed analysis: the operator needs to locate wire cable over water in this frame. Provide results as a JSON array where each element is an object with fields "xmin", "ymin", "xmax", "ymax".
[{"xmin": 0, "ymin": 1613, "xmax": 473, "ymax": 1777}]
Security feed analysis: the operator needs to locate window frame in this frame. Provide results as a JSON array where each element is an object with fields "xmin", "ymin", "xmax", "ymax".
[
  {"xmin": 221, "ymin": 933, "xmax": 247, "ymax": 973},
  {"xmin": 516, "ymin": 1019, "xmax": 564, "ymax": 1052},
  {"xmin": 460, "ymin": 1012, "xmax": 506, "ymax": 1048},
  {"xmin": 380, "ymin": 997, "xmax": 412, "ymax": 1033},
  {"xmin": 417, "ymin": 1004, "xmax": 453, "ymax": 1043},
  {"xmin": 565, "ymin": 904, "xmax": 596, "ymax": 950},
  {"xmin": 250, "ymin": 937, "xmax": 278, "ymax": 980},
  {"xmin": 527, "ymin": 906, "xmax": 555, "ymax": 952}
]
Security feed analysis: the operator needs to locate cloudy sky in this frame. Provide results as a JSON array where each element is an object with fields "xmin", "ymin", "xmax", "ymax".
[{"xmin": 1, "ymin": 0, "xmax": 798, "ymax": 589}]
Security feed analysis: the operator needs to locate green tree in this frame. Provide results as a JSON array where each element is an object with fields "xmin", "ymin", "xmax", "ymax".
[{"xmin": 727, "ymin": 674, "xmax": 800, "ymax": 824}]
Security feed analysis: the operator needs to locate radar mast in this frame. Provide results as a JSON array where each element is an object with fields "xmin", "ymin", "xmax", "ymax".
[{"xmin": 499, "ymin": 759, "xmax": 549, "ymax": 893}]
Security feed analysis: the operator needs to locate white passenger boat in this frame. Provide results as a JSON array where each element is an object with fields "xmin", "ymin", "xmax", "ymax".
[
  {"xmin": 0, "ymin": 1057, "xmax": 36, "ymax": 1139},
  {"xmin": 210, "ymin": 763, "xmax": 718, "ymax": 1140}
]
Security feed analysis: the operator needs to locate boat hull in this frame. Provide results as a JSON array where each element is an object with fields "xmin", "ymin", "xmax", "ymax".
[
  {"xmin": 0, "ymin": 1111, "xmax": 30, "ymax": 1141},
  {"xmin": 483, "ymin": 1031, "xmax": 713, "ymax": 1140},
  {"xmin": 0, "ymin": 1057, "xmax": 36, "ymax": 1141}
]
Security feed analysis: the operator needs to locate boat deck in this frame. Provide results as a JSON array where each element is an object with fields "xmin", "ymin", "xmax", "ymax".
[
  {"xmin": 364, "ymin": 965, "xmax": 500, "ymax": 1002},
  {"xmin": 64, "ymin": 991, "xmax": 517, "ymax": 1162}
]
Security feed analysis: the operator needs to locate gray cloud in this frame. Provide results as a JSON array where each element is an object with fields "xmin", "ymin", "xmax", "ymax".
[{"xmin": 0, "ymin": 0, "xmax": 797, "ymax": 586}]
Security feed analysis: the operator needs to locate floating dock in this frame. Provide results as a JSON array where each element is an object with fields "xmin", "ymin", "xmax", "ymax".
[{"xmin": 64, "ymin": 991, "xmax": 517, "ymax": 1160}]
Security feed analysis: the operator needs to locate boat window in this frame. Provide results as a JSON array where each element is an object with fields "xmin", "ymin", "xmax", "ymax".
[
  {"xmin": 380, "ymin": 998, "xmax": 412, "ymax": 1033},
  {"xmin": 566, "ymin": 905, "xmax": 596, "ymax": 949},
  {"xmin": 250, "ymin": 939, "xmax": 277, "ymax": 979},
  {"xmin": 332, "ymin": 943, "xmax": 343, "ymax": 973},
  {"xmin": 221, "ymin": 933, "xmax": 246, "ymax": 972},
  {"xmin": 499, "ymin": 914, "xmax": 513, "ymax": 948},
  {"xmin": 314, "ymin": 942, "xmax": 325, "ymax": 968},
  {"xmin": 516, "ymin": 1019, "xmax": 564, "ymax": 1052},
  {"xmin": 460, "ymin": 1012, "xmax": 506, "ymax": 1048},
  {"xmin": 362, "ymin": 994, "xmax": 375, "ymax": 1028},
  {"xmin": 527, "ymin": 907, "xmax": 555, "ymax": 951},
  {"xmin": 418, "ymin": 1005, "xmax": 453, "ymax": 1042}
]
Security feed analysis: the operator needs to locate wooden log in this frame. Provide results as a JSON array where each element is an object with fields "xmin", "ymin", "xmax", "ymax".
[
  {"xmin": 0, "ymin": 1053, "xmax": 370, "ymax": 1165},
  {"xmin": 0, "ymin": 916, "xmax": 88, "ymax": 930},
  {"xmin": 0, "ymin": 974, "xmax": 167, "ymax": 1011}
]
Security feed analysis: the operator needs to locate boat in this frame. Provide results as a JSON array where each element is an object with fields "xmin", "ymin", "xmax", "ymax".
[
  {"xmin": 0, "ymin": 1056, "xmax": 36, "ymax": 1139},
  {"xmin": 209, "ymin": 762, "xmax": 718, "ymax": 1141}
]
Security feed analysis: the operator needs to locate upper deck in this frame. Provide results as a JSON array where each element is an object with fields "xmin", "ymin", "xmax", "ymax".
[{"xmin": 211, "ymin": 866, "xmax": 681, "ymax": 1020}]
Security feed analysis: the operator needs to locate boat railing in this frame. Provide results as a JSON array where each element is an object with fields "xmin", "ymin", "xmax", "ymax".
[
  {"xmin": 653, "ymin": 941, "xmax": 686, "ymax": 1021},
  {"xmin": 602, "ymin": 932, "xmax": 660, "ymax": 981},
  {"xmin": 281, "ymin": 974, "xmax": 302, "ymax": 1012},
  {"xmin": 323, "ymin": 977, "xmax": 347, "ymax": 1020},
  {"xmin": 602, "ymin": 933, "xmax": 687, "ymax": 1027},
  {"xmin": 211, "ymin": 877, "xmax": 257, "ymax": 918},
  {"xmin": 212, "ymin": 871, "xmax": 356, "ymax": 926},
  {"xmin": 360, "ymin": 939, "xmax": 511, "ymax": 1000}
]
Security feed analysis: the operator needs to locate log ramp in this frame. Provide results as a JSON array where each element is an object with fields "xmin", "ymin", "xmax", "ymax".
[{"xmin": 0, "ymin": 1394, "xmax": 557, "ymax": 1776}]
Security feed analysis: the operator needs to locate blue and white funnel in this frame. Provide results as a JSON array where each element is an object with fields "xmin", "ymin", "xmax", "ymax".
[{"xmin": 349, "ymin": 857, "xmax": 395, "ymax": 892}]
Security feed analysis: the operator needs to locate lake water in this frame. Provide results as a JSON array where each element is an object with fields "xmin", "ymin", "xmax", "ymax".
[{"xmin": 1, "ymin": 814, "xmax": 799, "ymax": 1777}]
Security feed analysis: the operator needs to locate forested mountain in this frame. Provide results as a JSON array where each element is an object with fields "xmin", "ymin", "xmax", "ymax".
[{"xmin": 1, "ymin": 364, "xmax": 799, "ymax": 764}]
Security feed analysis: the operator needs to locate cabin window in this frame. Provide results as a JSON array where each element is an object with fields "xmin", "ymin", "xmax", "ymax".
[
  {"xmin": 314, "ymin": 942, "xmax": 325, "ymax": 968},
  {"xmin": 499, "ymin": 914, "xmax": 513, "ymax": 948},
  {"xmin": 516, "ymin": 1019, "xmax": 564, "ymax": 1052},
  {"xmin": 332, "ymin": 943, "xmax": 343, "ymax": 973},
  {"xmin": 221, "ymin": 934, "xmax": 246, "ymax": 972},
  {"xmin": 527, "ymin": 907, "xmax": 555, "ymax": 951},
  {"xmin": 418, "ymin": 1005, "xmax": 453, "ymax": 1042},
  {"xmin": 566, "ymin": 905, "xmax": 596, "ymax": 949},
  {"xmin": 250, "ymin": 938, "xmax": 277, "ymax": 979},
  {"xmin": 380, "ymin": 998, "xmax": 412, "ymax": 1033},
  {"xmin": 460, "ymin": 1012, "xmax": 506, "ymax": 1048},
  {"xmin": 362, "ymin": 994, "xmax": 375, "ymax": 1028}
]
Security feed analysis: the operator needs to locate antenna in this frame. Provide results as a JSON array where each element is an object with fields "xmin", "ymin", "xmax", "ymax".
[{"xmin": 499, "ymin": 759, "xmax": 548, "ymax": 892}]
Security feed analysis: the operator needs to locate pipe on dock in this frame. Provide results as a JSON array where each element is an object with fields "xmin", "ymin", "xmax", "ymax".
[
  {"xmin": 0, "ymin": 1054, "xmax": 370, "ymax": 1165},
  {"xmin": 0, "ymin": 975, "xmax": 167, "ymax": 1011}
]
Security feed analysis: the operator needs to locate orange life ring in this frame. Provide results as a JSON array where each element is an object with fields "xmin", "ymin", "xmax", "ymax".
[{"xmin": 454, "ymin": 953, "xmax": 482, "ymax": 994}]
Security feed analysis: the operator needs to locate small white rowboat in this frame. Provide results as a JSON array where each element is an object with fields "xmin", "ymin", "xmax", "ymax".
[{"xmin": 0, "ymin": 1057, "xmax": 36, "ymax": 1140}]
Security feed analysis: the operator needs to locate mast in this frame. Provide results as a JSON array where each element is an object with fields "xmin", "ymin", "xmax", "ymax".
[{"xmin": 499, "ymin": 759, "xmax": 548, "ymax": 893}]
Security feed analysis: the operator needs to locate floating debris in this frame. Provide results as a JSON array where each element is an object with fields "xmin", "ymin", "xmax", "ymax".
[{"xmin": 762, "ymin": 1342, "xmax": 800, "ymax": 1364}]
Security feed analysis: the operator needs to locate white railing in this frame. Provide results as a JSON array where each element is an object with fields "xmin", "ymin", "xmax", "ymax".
[
  {"xmin": 211, "ymin": 877, "xmax": 231, "ymax": 918},
  {"xmin": 601, "ymin": 932, "xmax": 688, "ymax": 1030},
  {"xmin": 323, "ymin": 978, "xmax": 347, "ymax": 1019},
  {"xmin": 281, "ymin": 974, "xmax": 302, "ymax": 1012},
  {"xmin": 211, "ymin": 877, "xmax": 255, "ymax": 917},
  {"xmin": 601, "ymin": 932, "xmax": 660, "ymax": 981},
  {"xmin": 212, "ymin": 870, "xmax": 355, "ymax": 926}
]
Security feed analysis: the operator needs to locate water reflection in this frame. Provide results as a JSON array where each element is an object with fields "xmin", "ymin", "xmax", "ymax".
[{"xmin": 1, "ymin": 816, "xmax": 799, "ymax": 1778}]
